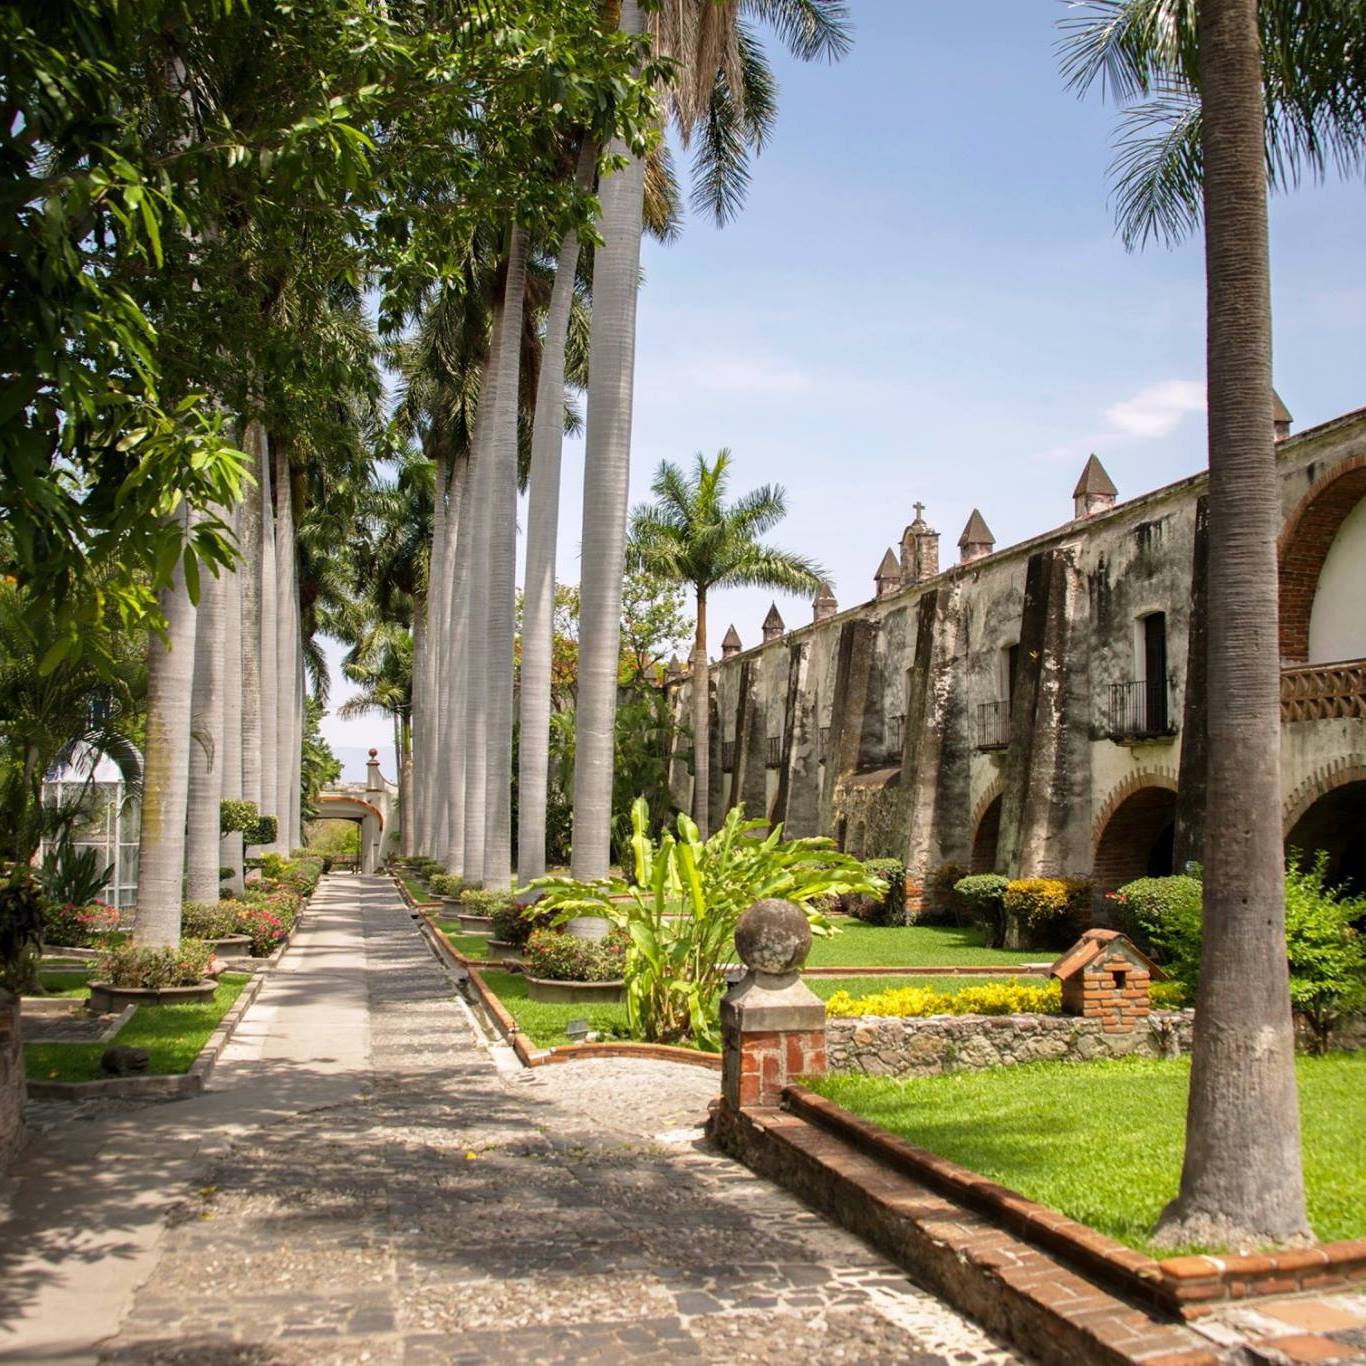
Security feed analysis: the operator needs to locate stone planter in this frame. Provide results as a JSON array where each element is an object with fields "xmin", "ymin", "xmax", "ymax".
[
  {"xmin": 524, "ymin": 976, "xmax": 625, "ymax": 1005},
  {"xmin": 205, "ymin": 935, "xmax": 252, "ymax": 960},
  {"xmin": 87, "ymin": 980, "xmax": 217, "ymax": 1014},
  {"xmin": 565, "ymin": 915, "xmax": 611, "ymax": 943},
  {"xmin": 457, "ymin": 913, "xmax": 494, "ymax": 936},
  {"xmin": 486, "ymin": 939, "xmax": 524, "ymax": 963},
  {"xmin": 440, "ymin": 895, "xmax": 463, "ymax": 915}
]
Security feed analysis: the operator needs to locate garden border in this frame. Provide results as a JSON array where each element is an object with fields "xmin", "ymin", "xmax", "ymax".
[
  {"xmin": 23, "ymin": 892, "xmax": 311, "ymax": 1101},
  {"xmin": 775, "ymin": 1083, "xmax": 1366, "ymax": 1316},
  {"xmin": 391, "ymin": 870, "xmax": 441, "ymax": 911},
  {"xmin": 414, "ymin": 911, "xmax": 721, "ymax": 1073}
]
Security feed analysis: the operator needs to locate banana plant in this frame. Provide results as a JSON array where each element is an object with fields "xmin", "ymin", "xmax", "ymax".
[{"xmin": 533, "ymin": 798, "xmax": 881, "ymax": 1049}]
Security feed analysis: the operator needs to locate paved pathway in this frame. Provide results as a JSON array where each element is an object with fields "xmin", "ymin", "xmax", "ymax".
[{"xmin": 2, "ymin": 875, "xmax": 1017, "ymax": 1364}]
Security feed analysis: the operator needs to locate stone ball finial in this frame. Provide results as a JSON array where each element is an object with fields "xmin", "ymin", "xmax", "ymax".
[
  {"xmin": 734, "ymin": 898, "xmax": 812, "ymax": 975},
  {"xmin": 368, "ymin": 748, "xmax": 378, "ymax": 759}
]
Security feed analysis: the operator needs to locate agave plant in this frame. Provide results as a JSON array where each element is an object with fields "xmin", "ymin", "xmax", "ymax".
[{"xmin": 534, "ymin": 798, "xmax": 880, "ymax": 1049}]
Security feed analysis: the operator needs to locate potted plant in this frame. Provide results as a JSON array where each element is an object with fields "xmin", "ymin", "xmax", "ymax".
[
  {"xmin": 87, "ymin": 940, "xmax": 217, "ymax": 1013},
  {"xmin": 181, "ymin": 901, "xmax": 253, "ymax": 959},
  {"xmin": 522, "ymin": 928, "xmax": 627, "ymax": 1004}
]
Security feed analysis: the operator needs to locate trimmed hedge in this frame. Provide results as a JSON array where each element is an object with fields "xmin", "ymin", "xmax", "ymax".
[{"xmin": 825, "ymin": 978, "xmax": 1062, "ymax": 1019}]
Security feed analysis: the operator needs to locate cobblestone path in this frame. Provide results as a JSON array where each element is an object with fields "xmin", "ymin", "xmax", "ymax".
[{"xmin": 17, "ymin": 877, "xmax": 1018, "ymax": 1364}]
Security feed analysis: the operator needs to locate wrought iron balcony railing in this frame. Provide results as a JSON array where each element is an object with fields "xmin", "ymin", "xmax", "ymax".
[
  {"xmin": 977, "ymin": 699, "xmax": 1010, "ymax": 751},
  {"xmin": 766, "ymin": 735, "xmax": 782, "ymax": 767},
  {"xmin": 1280, "ymin": 659, "xmax": 1366, "ymax": 722},
  {"xmin": 1107, "ymin": 678, "xmax": 1176, "ymax": 741}
]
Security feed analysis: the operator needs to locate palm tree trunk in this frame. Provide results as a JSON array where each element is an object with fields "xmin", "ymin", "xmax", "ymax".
[
  {"xmin": 483, "ymin": 225, "xmax": 530, "ymax": 891},
  {"xmin": 427, "ymin": 452, "xmax": 451, "ymax": 861},
  {"xmin": 185, "ymin": 544, "xmax": 225, "ymax": 903},
  {"xmin": 399, "ymin": 703, "xmax": 416, "ymax": 857},
  {"xmin": 518, "ymin": 147, "xmax": 595, "ymax": 884},
  {"xmin": 134, "ymin": 507, "xmax": 198, "ymax": 947},
  {"xmin": 442, "ymin": 452, "xmax": 472, "ymax": 877},
  {"xmin": 571, "ymin": 0, "xmax": 647, "ymax": 880},
  {"xmin": 258, "ymin": 434, "xmax": 280, "ymax": 853},
  {"xmin": 220, "ymin": 501, "xmax": 245, "ymax": 893},
  {"xmin": 273, "ymin": 441, "xmax": 297, "ymax": 855},
  {"xmin": 410, "ymin": 603, "xmax": 430, "ymax": 852},
  {"xmin": 1154, "ymin": 0, "xmax": 1308, "ymax": 1250},
  {"xmin": 691, "ymin": 586, "xmax": 710, "ymax": 839},
  {"xmin": 239, "ymin": 421, "xmax": 265, "ymax": 817}
]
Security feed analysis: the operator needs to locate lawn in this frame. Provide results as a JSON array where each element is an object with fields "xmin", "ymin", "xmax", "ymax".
[
  {"xmin": 477, "ymin": 969, "xmax": 627, "ymax": 1047},
  {"xmin": 437, "ymin": 925, "xmax": 496, "ymax": 959},
  {"xmin": 25, "ymin": 973, "xmax": 251, "ymax": 1082},
  {"xmin": 36, "ymin": 969, "xmax": 95, "ymax": 998},
  {"xmin": 400, "ymin": 873, "xmax": 439, "ymax": 904},
  {"xmin": 807, "ymin": 1054, "xmax": 1366, "ymax": 1255},
  {"xmin": 807, "ymin": 922, "xmax": 1043, "ymax": 969}
]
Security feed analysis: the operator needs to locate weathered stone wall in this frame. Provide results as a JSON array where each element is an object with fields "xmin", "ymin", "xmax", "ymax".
[
  {"xmin": 669, "ymin": 406, "xmax": 1366, "ymax": 897},
  {"xmin": 0, "ymin": 989, "xmax": 25, "ymax": 1170},
  {"xmin": 827, "ymin": 1009, "xmax": 1196, "ymax": 1078}
]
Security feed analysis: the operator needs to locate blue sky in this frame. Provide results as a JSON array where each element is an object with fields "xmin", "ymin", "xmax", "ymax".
[{"xmin": 323, "ymin": 1, "xmax": 1365, "ymax": 781}]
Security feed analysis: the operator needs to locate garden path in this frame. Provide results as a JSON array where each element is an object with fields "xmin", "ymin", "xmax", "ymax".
[{"xmin": 2, "ymin": 874, "xmax": 1017, "ymax": 1364}]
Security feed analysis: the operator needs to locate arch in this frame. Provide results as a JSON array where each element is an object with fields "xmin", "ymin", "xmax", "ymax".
[
  {"xmin": 970, "ymin": 786, "xmax": 1004, "ymax": 875},
  {"xmin": 317, "ymin": 792, "xmax": 385, "ymax": 827},
  {"xmin": 1091, "ymin": 773, "xmax": 1179, "ymax": 892},
  {"xmin": 1282, "ymin": 756, "xmax": 1366, "ymax": 830},
  {"xmin": 1278, "ymin": 452, "xmax": 1366, "ymax": 663},
  {"xmin": 1285, "ymin": 777, "xmax": 1366, "ymax": 896}
]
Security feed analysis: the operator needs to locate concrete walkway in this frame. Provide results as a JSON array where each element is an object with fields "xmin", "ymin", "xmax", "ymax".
[{"xmin": 0, "ymin": 875, "xmax": 1015, "ymax": 1364}]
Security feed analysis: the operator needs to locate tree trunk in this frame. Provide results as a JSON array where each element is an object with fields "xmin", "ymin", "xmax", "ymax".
[
  {"xmin": 571, "ymin": 0, "xmax": 647, "ymax": 880},
  {"xmin": 462, "ymin": 302, "xmax": 505, "ymax": 883},
  {"xmin": 258, "ymin": 433, "xmax": 280, "ymax": 852},
  {"xmin": 184, "ymin": 541, "xmax": 225, "ymax": 904},
  {"xmin": 410, "ymin": 590, "xmax": 430, "ymax": 854},
  {"xmin": 691, "ymin": 586, "xmax": 710, "ymax": 839},
  {"xmin": 443, "ymin": 449, "xmax": 475, "ymax": 878},
  {"xmin": 483, "ymin": 225, "xmax": 530, "ymax": 891},
  {"xmin": 239, "ymin": 421, "xmax": 265, "ymax": 816},
  {"xmin": 220, "ymin": 500, "xmax": 245, "ymax": 894},
  {"xmin": 273, "ymin": 441, "xmax": 297, "ymax": 855},
  {"xmin": 133, "ymin": 507, "xmax": 198, "ymax": 947},
  {"xmin": 1153, "ymin": 0, "xmax": 1309, "ymax": 1251},
  {"xmin": 424, "ymin": 451, "xmax": 450, "ymax": 860},
  {"xmin": 518, "ymin": 146, "xmax": 595, "ymax": 884}
]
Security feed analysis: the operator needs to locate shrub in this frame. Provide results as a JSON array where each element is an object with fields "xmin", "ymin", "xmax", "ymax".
[
  {"xmin": 429, "ymin": 874, "xmax": 463, "ymax": 898},
  {"xmin": 458, "ymin": 888, "xmax": 519, "ymax": 915},
  {"xmin": 825, "ymin": 978, "xmax": 1062, "ymax": 1019},
  {"xmin": 233, "ymin": 903, "xmax": 290, "ymax": 956},
  {"xmin": 490, "ymin": 899, "xmax": 553, "ymax": 947},
  {"xmin": 244, "ymin": 815, "xmax": 277, "ymax": 848},
  {"xmin": 523, "ymin": 928, "xmax": 627, "ymax": 983},
  {"xmin": 97, "ymin": 940, "xmax": 213, "ymax": 989},
  {"xmin": 841, "ymin": 859, "xmax": 902, "ymax": 924},
  {"xmin": 928, "ymin": 862, "xmax": 970, "ymax": 925},
  {"xmin": 1285, "ymin": 852, "xmax": 1366, "ymax": 1053},
  {"xmin": 220, "ymin": 798, "xmax": 258, "ymax": 835},
  {"xmin": 954, "ymin": 874, "xmax": 1009, "ymax": 947},
  {"xmin": 1, "ymin": 869, "xmax": 46, "ymax": 993},
  {"xmin": 1002, "ymin": 877, "xmax": 1090, "ymax": 949},
  {"xmin": 181, "ymin": 900, "xmax": 240, "ymax": 940},
  {"xmin": 1111, "ymin": 875, "xmax": 1203, "ymax": 986},
  {"xmin": 1149, "ymin": 980, "xmax": 1189, "ymax": 1009},
  {"xmin": 37, "ymin": 840, "xmax": 113, "ymax": 907},
  {"xmin": 42, "ymin": 899, "xmax": 120, "ymax": 947}
]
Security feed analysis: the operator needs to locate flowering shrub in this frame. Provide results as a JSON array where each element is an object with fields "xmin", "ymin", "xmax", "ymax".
[
  {"xmin": 233, "ymin": 904, "xmax": 289, "ymax": 956},
  {"xmin": 97, "ymin": 940, "xmax": 213, "ymax": 988},
  {"xmin": 181, "ymin": 900, "xmax": 240, "ymax": 940},
  {"xmin": 42, "ymin": 899, "xmax": 120, "ymax": 947},
  {"xmin": 523, "ymin": 928, "xmax": 627, "ymax": 983},
  {"xmin": 824, "ymin": 978, "xmax": 1063, "ymax": 1019},
  {"xmin": 1002, "ymin": 877, "xmax": 1091, "ymax": 949},
  {"xmin": 490, "ymin": 899, "xmax": 554, "ymax": 947}
]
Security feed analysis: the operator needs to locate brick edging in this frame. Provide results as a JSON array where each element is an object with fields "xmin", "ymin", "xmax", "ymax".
[
  {"xmin": 414, "ymin": 913, "xmax": 720, "ymax": 1073},
  {"xmin": 784, "ymin": 1085, "xmax": 1366, "ymax": 1314}
]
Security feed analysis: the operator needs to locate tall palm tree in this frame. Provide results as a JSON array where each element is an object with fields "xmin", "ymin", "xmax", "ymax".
[
  {"xmin": 184, "ymin": 550, "xmax": 225, "ymax": 904},
  {"xmin": 570, "ymin": 0, "xmax": 851, "ymax": 879},
  {"xmin": 1056, "ymin": 0, "xmax": 1366, "ymax": 1245},
  {"xmin": 627, "ymin": 449, "xmax": 824, "ymax": 839}
]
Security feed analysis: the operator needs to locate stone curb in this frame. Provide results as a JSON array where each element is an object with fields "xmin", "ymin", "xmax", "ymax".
[
  {"xmin": 23, "ymin": 895, "xmax": 310, "ymax": 1102},
  {"xmin": 782, "ymin": 1085, "xmax": 1366, "ymax": 1316},
  {"xmin": 415, "ymin": 913, "xmax": 720, "ymax": 1073},
  {"xmin": 708, "ymin": 1098, "xmax": 1218, "ymax": 1366}
]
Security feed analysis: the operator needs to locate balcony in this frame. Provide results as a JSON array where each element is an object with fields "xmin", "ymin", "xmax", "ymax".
[
  {"xmin": 1280, "ymin": 659, "xmax": 1366, "ymax": 722},
  {"xmin": 766, "ymin": 735, "xmax": 782, "ymax": 767},
  {"xmin": 721, "ymin": 740, "xmax": 736, "ymax": 770},
  {"xmin": 977, "ymin": 699, "xmax": 1010, "ymax": 751},
  {"xmin": 886, "ymin": 713, "xmax": 905, "ymax": 757},
  {"xmin": 1107, "ymin": 678, "xmax": 1177, "ymax": 742}
]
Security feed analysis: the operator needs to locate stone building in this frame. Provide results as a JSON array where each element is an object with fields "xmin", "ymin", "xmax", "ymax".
[{"xmin": 668, "ymin": 401, "xmax": 1366, "ymax": 913}]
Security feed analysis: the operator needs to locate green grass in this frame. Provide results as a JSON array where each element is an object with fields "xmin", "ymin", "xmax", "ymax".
[
  {"xmin": 478, "ymin": 969, "xmax": 628, "ymax": 1047},
  {"xmin": 36, "ymin": 969, "xmax": 95, "ymax": 998},
  {"xmin": 437, "ymin": 925, "xmax": 497, "ymax": 959},
  {"xmin": 400, "ymin": 874, "xmax": 438, "ymax": 904},
  {"xmin": 808, "ymin": 922, "xmax": 1042, "ymax": 969},
  {"xmin": 808, "ymin": 975, "xmax": 1020, "ymax": 1001},
  {"xmin": 808, "ymin": 1054, "xmax": 1366, "ymax": 1254},
  {"xmin": 24, "ymin": 973, "xmax": 251, "ymax": 1083}
]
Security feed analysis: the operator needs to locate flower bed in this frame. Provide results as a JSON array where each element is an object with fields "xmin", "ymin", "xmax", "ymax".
[{"xmin": 41, "ymin": 900, "xmax": 120, "ymax": 948}]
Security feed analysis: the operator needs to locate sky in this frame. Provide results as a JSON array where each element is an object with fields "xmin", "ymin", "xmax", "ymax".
[{"xmin": 322, "ymin": 0, "xmax": 1366, "ymax": 781}]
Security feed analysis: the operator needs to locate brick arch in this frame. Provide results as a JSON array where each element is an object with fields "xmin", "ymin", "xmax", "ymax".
[
  {"xmin": 969, "ymin": 779, "xmax": 1005, "ymax": 875},
  {"xmin": 1092, "ymin": 771, "xmax": 1179, "ymax": 891},
  {"xmin": 1281, "ymin": 755, "xmax": 1366, "ymax": 831},
  {"xmin": 1278, "ymin": 452, "xmax": 1366, "ymax": 663},
  {"xmin": 1091, "ymin": 768, "xmax": 1179, "ymax": 848}
]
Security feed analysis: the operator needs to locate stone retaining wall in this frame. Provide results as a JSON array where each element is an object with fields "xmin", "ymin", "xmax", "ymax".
[
  {"xmin": 827, "ymin": 1009, "xmax": 1196, "ymax": 1078},
  {"xmin": 0, "ymin": 989, "xmax": 24, "ymax": 1169}
]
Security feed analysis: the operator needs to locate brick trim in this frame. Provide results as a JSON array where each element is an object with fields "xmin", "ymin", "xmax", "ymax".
[
  {"xmin": 1278, "ymin": 452, "xmax": 1366, "ymax": 663},
  {"xmin": 970, "ymin": 777, "xmax": 1005, "ymax": 837},
  {"xmin": 1090, "ymin": 769, "xmax": 1179, "ymax": 849},
  {"xmin": 1282, "ymin": 754, "xmax": 1366, "ymax": 831}
]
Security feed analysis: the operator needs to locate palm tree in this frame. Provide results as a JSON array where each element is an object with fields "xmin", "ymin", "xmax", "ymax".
[
  {"xmin": 184, "ymin": 551, "xmax": 225, "ymax": 904},
  {"xmin": 628, "ymin": 449, "xmax": 824, "ymax": 839},
  {"xmin": 570, "ymin": 0, "xmax": 851, "ymax": 879},
  {"xmin": 1055, "ymin": 0, "xmax": 1366, "ymax": 1245}
]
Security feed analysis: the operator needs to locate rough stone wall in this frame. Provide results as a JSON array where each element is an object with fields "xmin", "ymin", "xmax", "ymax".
[
  {"xmin": 827, "ymin": 1009, "xmax": 1195, "ymax": 1078},
  {"xmin": 0, "ymin": 989, "xmax": 25, "ymax": 1170},
  {"xmin": 668, "ymin": 406, "xmax": 1366, "ymax": 887}
]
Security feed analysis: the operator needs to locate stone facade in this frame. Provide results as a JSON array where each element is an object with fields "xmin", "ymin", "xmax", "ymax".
[
  {"xmin": 826, "ymin": 1009, "xmax": 1195, "ymax": 1079},
  {"xmin": 0, "ymin": 989, "xmax": 25, "ymax": 1170},
  {"xmin": 672, "ymin": 404, "xmax": 1366, "ymax": 910}
]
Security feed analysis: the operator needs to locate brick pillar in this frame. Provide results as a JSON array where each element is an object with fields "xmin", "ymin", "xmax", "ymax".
[{"xmin": 720, "ymin": 899, "xmax": 827, "ymax": 1111}]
